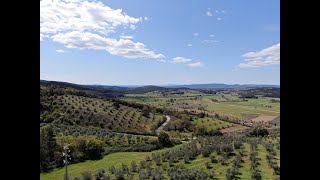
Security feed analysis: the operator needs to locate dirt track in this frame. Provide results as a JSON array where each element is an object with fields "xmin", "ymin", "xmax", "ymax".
[{"xmin": 155, "ymin": 115, "xmax": 171, "ymax": 134}]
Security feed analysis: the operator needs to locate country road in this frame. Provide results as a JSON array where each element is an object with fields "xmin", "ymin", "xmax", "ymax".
[{"xmin": 155, "ymin": 115, "xmax": 171, "ymax": 134}]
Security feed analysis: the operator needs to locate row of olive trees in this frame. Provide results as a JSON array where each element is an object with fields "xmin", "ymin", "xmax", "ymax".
[
  {"xmin": 264, "ymin": 143, "xmax": 280, "ymax": 175},
  {"xmin": 250, "ymin": 142, "xmax": 262, "ymax": 180}
]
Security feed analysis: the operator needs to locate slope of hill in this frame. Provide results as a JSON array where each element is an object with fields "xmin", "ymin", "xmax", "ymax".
[
  {"xmin": 40, "ymin": 83, "xmax": 166, "ymax": 135},
  {"xmin": 41, "ymin": 80, "xmax": 126, "ymax": 97}
]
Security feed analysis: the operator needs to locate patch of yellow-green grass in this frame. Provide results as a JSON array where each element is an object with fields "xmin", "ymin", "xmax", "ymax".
[
  {"xmin": 275, "ymin": 149, "xmax": 280, "ymax": 166},
  {"xmin": 40, "ymin": 144, "xmax": 184, "ymax": 180},
  {"xmin": 184, "ymin": 155, "xmax": 208, "ymax": 169},
  {"xmin": 192, "ymin": 117, "xmax": 234, "ymax": 131},
  {"xmin": 238, "ymin": 143, "xmax": 251, "ymax": 179},
  {"xmin": 257, "ymin": 144, "xmax": 277, "ymax": 180}
]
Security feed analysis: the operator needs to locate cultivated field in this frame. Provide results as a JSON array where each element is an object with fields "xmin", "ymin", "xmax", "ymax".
[
  {"xmin": 122, "ymin": 92, "xmax": 280, "ymax": 122},
  {"xmin": 41, "ymin": 136, "xmax": 280, "ymax": 180}
]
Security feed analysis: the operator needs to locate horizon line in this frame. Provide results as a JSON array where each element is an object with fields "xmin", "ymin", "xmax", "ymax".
[{"xmin": 40, "ymin": 79, "xmax": 280, "ymax": 87}]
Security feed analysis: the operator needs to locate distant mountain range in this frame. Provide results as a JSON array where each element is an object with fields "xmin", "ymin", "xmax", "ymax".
[
  {"xmin": 161, "ymin": 83, "xmax": 280, "ymax": 89},
  {"xmin": 41, "ymin": 80, "xmax": 279, "ymax": 93}
]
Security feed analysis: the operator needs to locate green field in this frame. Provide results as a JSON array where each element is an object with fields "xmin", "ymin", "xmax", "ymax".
[{"xmin": 121, "ymin": 92, "xmax": 280, "ymax": 121}]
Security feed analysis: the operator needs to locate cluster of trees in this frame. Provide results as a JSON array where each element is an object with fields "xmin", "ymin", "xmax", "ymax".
[
  {"xmin": 238, "ymin": 88, "xmax": 280, "ymax": 98},
  {"xmin": 67, "ymin": 136, "xmax": 105, "ymax": 163},
  {"xmin": 40, "ymin": 127, "xmax": 105, "ymax": 172},
  {"xmin": 163, "ymin": 111, "xmax": 194, "ymax": 132},
  {"xmin": 167, "ymin": 165, "xmax": 209, "ymax": 179},
  {"xmin": 195, "ymin": 127, "xmax": 223, "ymax": 136},
  {"xmin": 40, "ymin": 125, "xmax": 62, "ymax": 172},
  {"xmin": 239, "ymin": 94, "xmax": 258, "ymax": 99},
  {"xmin": 249, "ymin": 127, "xmax": 269, "ymax": 137}
]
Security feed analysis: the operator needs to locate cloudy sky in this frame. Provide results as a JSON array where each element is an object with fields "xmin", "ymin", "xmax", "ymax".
[{"xmin": 40, "ymin": 0, "xmax": 280, "ymax": 85}]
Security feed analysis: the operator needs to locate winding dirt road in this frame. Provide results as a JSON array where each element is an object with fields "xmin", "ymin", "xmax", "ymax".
[{"xmin": 155, "ymin": 115, "xmax": 171, "ymax": 134}]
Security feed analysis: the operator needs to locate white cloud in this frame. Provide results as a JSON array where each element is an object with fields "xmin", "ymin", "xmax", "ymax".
[
  {"xmin": 40, "ymin": 34, "xmax": 44, "ymax": 41},
  {"xmin": 209, "ymin": 34, "xmax": 215, "ymax": 37},
  {"xmin": 120, "ymin": 35, "xmax": 134, "ymax": 39},
  {"xmin": 217, "ymin": 17, "xmax": 222, "ymax": 21},
  {"xmin": 221, "ymin": 10, "xmax": 226, "ymax": 13},
  {"xmin": 239, "ymin": 43, "xmax": 280, "ymax": 68},
  {"xmin": 188, "ymin": 62, "xmax": 205, "ymax": 68},
  {"xmin": 187, "ymin": 43, "xmax": 192, "ymax": 47},
  {"xmin": 56, "ymin": 49, "xmax": 66, "ymax": 53},
  {"xmin": 215, "ymin": 10, "xmax": 219, "ymax": 13},
  {"xmin": 40, "ymin": 0, "xmax": 141, "ymax": 35},
  {"xmin": 144, "ymin": 17, "xmax": 148, "ymax": 21},
  {"xmin": 171, "ymin": 57, "xmax": 192, "ymax": 64},
  {"xmin": 40, "ymin": 0, "xmax": 164, "ymax": 60},
  {"xmin": 193, "ymin": 32, "xmax": 199, "ymax": 37},
  {"xmin": 206, "ymin": 11, "xmax": 213, "ymax": 16},
  {"xmin": 157, "ymin": 59, "xmax": 166, "ymax": 63},
  {"xmin": 52, "ymin": 31, "xmax": 165, "ymax": 59}
]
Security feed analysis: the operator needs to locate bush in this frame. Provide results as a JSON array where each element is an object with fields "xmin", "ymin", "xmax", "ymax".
[
  {"xmin": 114, "ymin": 168, "xmax": 125, "ymax": 180},
  {"xmin": 206, "ymin": 162, "xmax": 212, "ymax": 169},
  {"xmin": 226, "ymin": 168, "xmax": 236, "ymax": 180},
  {"xmin": 250, "ymin": 127, "xmax": 269, "ymax": 137},
  {"xmin": 210, "ymin": 154, "xmax": 218, "ymax": 163},
  {"xmin": 131, "ymin": 160, "xmax": 137, "ymax": 172},
  {"xmin": 80, "ymin": 170, "xmax": 92, "ymax": 180},
  {"xmin": 140, "ymin": 160, "xmax": 146, "ymax": 169},
  {"xmin": 158, "ymin": 131, "xmax": 172, "ymax": 147},
  {"xmin": 184, "ymin": 155, "xmax": 190, "ymax": 163},
  {"xmin": 109, "ymin": 166, "xmax": 116, "ymax": 174},
  {"xmin": 94, "ymin": 168, "xmax": 107, "ymax": 180},
  {"xmin": 251, "ymin": 170, "xmax": 261, "ymax": 180}
]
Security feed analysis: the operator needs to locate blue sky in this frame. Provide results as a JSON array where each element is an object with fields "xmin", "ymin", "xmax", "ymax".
[{"xmin": 40, "ymin": 0, "xmax": 280, "ymax": 85}]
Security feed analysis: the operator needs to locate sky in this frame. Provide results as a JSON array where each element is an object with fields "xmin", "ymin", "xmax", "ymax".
[{"xmin": 40, "ymin": 0, "xmax": 280, "ymax": 86}]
